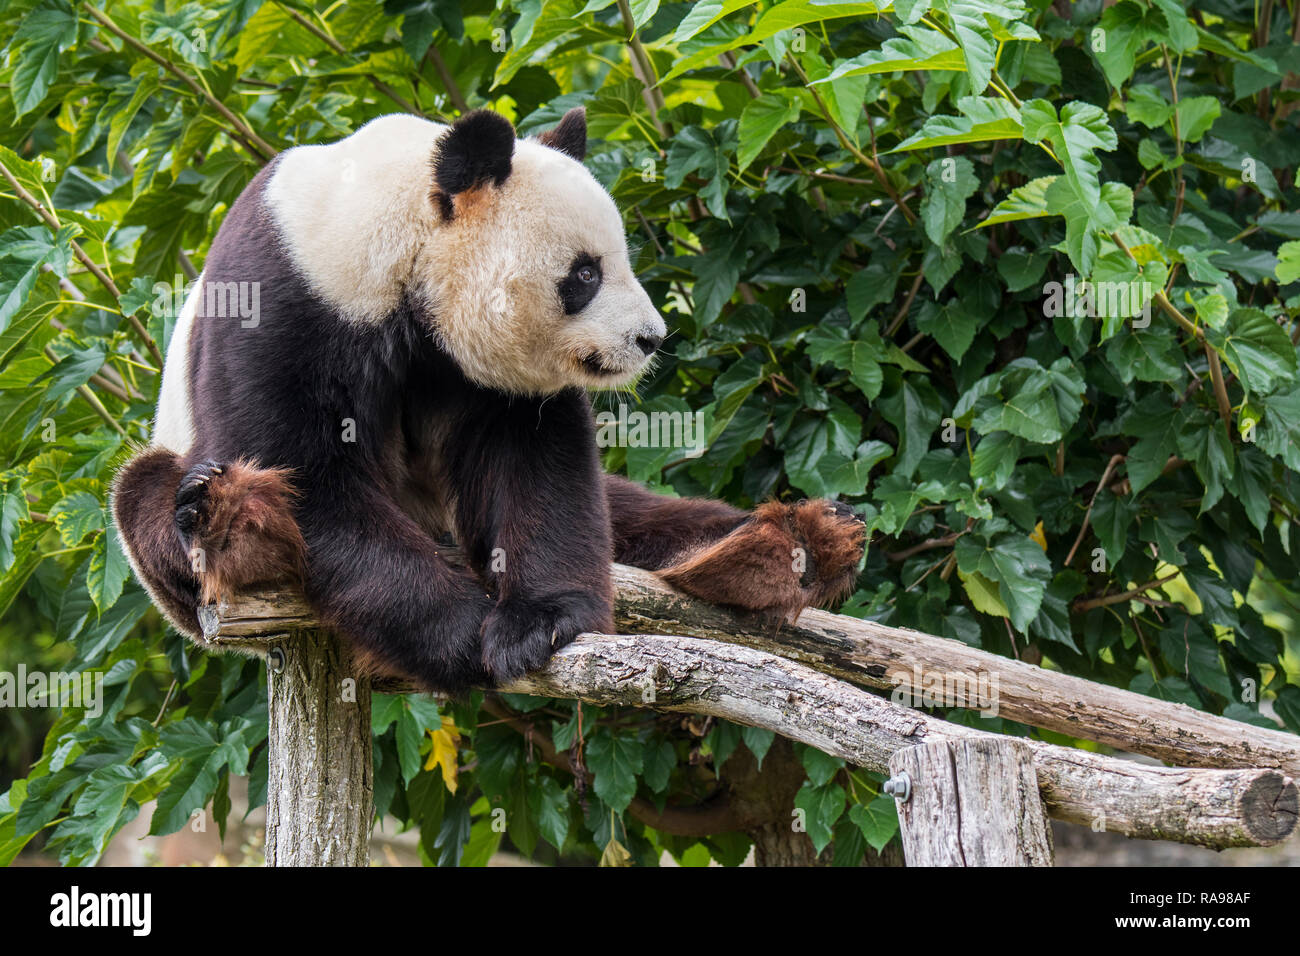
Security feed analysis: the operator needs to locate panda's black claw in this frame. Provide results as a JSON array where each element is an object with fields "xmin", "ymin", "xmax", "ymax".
[
  {"xmin": 824, "ymin": 499, "xmax": 864, "ymax": 525},
  {"xmin": 175, "ymin": 459, "xmax": 229, "ymax": 541}
]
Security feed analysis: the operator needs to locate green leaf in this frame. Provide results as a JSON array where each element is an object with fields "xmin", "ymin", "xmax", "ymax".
[
  {"xmin": 1021, "ymin": 99, "xmax": 1117, "ymax": 209},
  {"xmin": 1276, "ymin": 241, "xmax": 1300, "ymax": 284},
  {"xmin": 934, "ymin": 0, "xmax": 1030, "ymax": 94},
  {"xmin": 586, "ymin": 732, "xmax": 643, "ymax": 813},
  {"xmin": 958, "ymin": 568, "xmax": 1010, "ymax": 618},
  {"xmin": 0, "ymin": 225, "xmax": 75, "ymax": 334},
  {"xmin": 533, "ymin": 775, "xmax": 570, "ymax": 849},
  {"xmin": 849, "ymin": 795, "xmax": 900, "ymax": 852},
  {"xmin": 1044, "ymin": 178, "xmax": 1132, "ymax": 276},
  {"xmin": 799, "ymin": 744, "xmax": 844, "ymax": 786},
  {"xmin": 50, "ymin": 490, "xmax": 103, "ymax": 546},
  {"xmin": 877, "ymin": 376, "xmax": 943, "ymax": 479},
  {"xmin": 1125, "ymin": 85, "xmax": 1173, "ymax": 128},
  {"xmin": 663, "ymin": 1, "xmax": 886, "ymax": 83},
  {"xmin": 672, "ymin": 0, "xmax": 759, "ymax": 43},
  {"xmin": 794, "ymin": 780, "xmax": 845, "ymax": 854},
  {"xmin": 665, "ymin": 124, "xmax": 733, "ymax": 221},
  {"xmin": 0, "ymin": 476, "xmax": 27, "ymax": 573},
  {"xmin": 10, "ymin": 0, "xmax": 79, "ymax": 117},
  {"xmin": 1217, "ymin": 308, "xmax": 1297, "ymax": 397},
  {"xmin": 977, "ymin": 176, "xmax": 1056, "ymax": 228},
  {"xmin": 87, "ymin": 521, "xmax": 130, "ymax": 613},
  {"xmin": 920, "ymin": 156, "xmax": 979, "ymax": 246},
  {"xmin": 818, "ymin": 27, "xmax": 965, "ymax": 83},
  {"xmin": 916, "ymin": 298, "xmax": 980, "ymax": 361},
  {"xmin": 1175, "ymin": 96, "xmax": 1220, "ymax": 144},
  {"xmin": 805, "ymin": 326, "xmax": 884, "ymax": 401},
  {"xmin": 737, "ymin": 93, "xmax": 799, "ymax": 171},
  {"xmin": 1093, "ymin": 0, "xmax": 1165, "ymax": 88},
  {"xmin": 956, "ymin": 532, "xmax": 1051, "ymax": 632},
  {"xmin": 894, "ymin": 96, "xmax": 1022, "ymax": 151}
]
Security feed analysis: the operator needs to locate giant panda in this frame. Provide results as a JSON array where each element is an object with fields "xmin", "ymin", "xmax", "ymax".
[{"xmin": 111, "ymin": 107, "xmax": 866, "ymax": 692}]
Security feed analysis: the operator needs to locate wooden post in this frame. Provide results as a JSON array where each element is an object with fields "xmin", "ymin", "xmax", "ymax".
[
  {"xmin": 889, "ymin": 738, "xmax": 1054, "ymax": 866},
  {"xmin": 264, "ymin": 628, "xmax": 373, "ymax": 866}
]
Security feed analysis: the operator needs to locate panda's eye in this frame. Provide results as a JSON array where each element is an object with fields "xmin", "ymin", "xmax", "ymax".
[{"xmin": 559, "ymin": 255, "xmax": 602, "ymax": 315}]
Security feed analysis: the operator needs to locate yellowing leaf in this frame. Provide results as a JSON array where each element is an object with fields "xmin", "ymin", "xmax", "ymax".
[
  {"xmin": 423, "ymin": 716, "xmax": 460, "ymax": 794},
  {"xmin": 1030, "ymin": 521, "xmax": 1047, "ymax": 551},
  {"xmin": 599, "ymin": 836, "xmax": 633, "ymax": 867},
  {"xmin": 958, "ymin": 568, "xmax": 1010, "ymax": 618}
]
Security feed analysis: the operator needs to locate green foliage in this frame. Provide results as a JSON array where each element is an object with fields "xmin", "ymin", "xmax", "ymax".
[{"xmin": 1, "ymin": 0, "xmax": 1298, "ymax": 867}]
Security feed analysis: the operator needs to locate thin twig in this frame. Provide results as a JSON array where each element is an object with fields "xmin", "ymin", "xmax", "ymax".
[
  {"xmin": 274, "ymin": 2, "xmax": 431, "ymax": 118},
  {"xmin": 1064, "ymin": 453, "xmax": 1126, "ymax": 567},
  {"xmin": 83, "ymin": 4, "xmax": 277, "ymax": 161},
  {"xmin": 1074, "ymin": 573, "xmax": 1179, "ymax": 613},
  {"xmin": 0, "ymin": 158, "xmax": 164, "ymax": 367}
]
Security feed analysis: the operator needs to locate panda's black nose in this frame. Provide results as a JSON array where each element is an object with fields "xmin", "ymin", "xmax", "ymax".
[{"xmin": 635, "ymin": 333, "xmax": 662, "ymax": 356}]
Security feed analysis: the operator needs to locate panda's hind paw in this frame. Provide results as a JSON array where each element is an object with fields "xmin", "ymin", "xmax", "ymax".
[
  {"xmin": 658, "ymin": 498, "xmax": 866, "ymax": 622},
  {"xmin": 173, "ymin": 458, "xmax": 306, "ymax": 603},
  {"xmin": 789, "ymin": 498, "xmax": 867, "ymax": 608}
]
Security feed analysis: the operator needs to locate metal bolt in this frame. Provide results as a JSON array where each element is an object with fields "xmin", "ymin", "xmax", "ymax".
[{"xmin": 882, "ymin": 770, "xmax": 911, "ymax": 803}]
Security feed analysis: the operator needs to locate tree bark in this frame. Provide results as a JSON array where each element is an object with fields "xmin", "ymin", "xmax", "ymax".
[
  {"xmin": 264, "ymin": 629, "xmax": 373, "ymax": 867},
  {"xmin": 890, "ymin": 738, "xmax": 1054, "ymax": 866},
  {"xmin": 719, "ymin": 737, "xmax": 823, "ymax": 866}
]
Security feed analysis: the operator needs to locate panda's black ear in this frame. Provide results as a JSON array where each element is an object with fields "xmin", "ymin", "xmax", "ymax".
[
  {"xmin": 431, "ymin": 109, "xmax": 516, "ymax": 197},
  {"xmin": 537, "ymin": 107, "xmax": 587, "ymax": 162}
]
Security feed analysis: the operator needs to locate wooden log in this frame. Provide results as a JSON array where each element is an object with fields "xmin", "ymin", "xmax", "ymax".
[
  {"xmin": 207, "ymin": 562, "xmax": 1300, "ymax": 780},
  {"xmin": 497, "ymin": 635, "xmax": 1293, "ymax": 849},
  {"xmin": 889, "ymin": 739, "xmax": 1054, "ymax": 866},
  {"xmin": 264, "ymin": 629, "xmax": 373, "ymax": 867}
]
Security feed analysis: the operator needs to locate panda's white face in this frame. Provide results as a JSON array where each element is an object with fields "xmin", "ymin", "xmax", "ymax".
[
  {"xmin": 262, "ymin": 110, "xmax": 666, "ymax": 397},
  {"xmin": 418, "ymin": 137, "xmax": 667, "ymax": 396}
]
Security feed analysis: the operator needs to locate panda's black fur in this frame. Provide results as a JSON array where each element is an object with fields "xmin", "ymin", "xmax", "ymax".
[{"xmin": 111, "ymin": 109, "xmax": 867, "ymax": 693}]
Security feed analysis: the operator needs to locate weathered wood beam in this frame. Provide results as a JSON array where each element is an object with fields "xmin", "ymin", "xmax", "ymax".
[
  {"xmin": 205, "ymin": 562, "xmax": 1300, "ymax": 779},
  {"xmin": 890, "ymin": 738, "xmax": 1055, "ymax": 866},
  {"xmin": 218, "ymin": 616, "xmax": 1296, "ymax": 849},
  {"xmin": 495, "ymin": 634, "xmax": 1296, "ymax": 849},
  {"xmin": 264, "ymin": 629, "xmax": 373, "ymax": 866}
]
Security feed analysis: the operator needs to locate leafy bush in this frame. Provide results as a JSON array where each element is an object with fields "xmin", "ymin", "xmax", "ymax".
[{"xmin": 0, "ymin": 0, "xmax": 1297, "ymax": 866}]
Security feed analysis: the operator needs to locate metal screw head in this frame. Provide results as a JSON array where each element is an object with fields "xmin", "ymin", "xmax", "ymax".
[{"xmin": 882, "ymin": 770, "xmax": 912, "ymax": 803}]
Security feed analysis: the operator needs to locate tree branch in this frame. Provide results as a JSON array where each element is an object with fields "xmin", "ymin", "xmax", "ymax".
[
  {"xmin": 1, "ymin": 158, "xmax": 164, "ymax": 367},
  {"xmin": 1073, "ymin": 573, "xmax": 1180, "ymax": 612},
  {"xmin": 272, "ymin": 2, "xmax": 431, "ymax": 118},
  {"xmin": 83, "ymin": 4, "xmax": 278, "ymax": 162}
]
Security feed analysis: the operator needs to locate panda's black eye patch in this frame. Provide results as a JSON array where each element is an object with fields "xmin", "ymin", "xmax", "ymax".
[{"xmin": 558, "ymin": 254, "xmax": 602, "ymax": 315}]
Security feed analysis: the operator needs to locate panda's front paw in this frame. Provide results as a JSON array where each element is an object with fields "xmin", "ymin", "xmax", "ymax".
[{"xmin": 479, "ymin": 591, "xmax": 612, "ymax": 685}]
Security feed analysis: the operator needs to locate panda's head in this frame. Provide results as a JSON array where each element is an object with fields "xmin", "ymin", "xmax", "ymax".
[{"xmin": 416, "ymin": 108, "xmax": 667, "ymax": 396}]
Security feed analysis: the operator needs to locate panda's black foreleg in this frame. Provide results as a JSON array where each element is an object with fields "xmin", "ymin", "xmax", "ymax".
[
  {"xmin": 298, "ymin": 482, "xmax": 495, "ymax": 694},
  {"xmin": 445, "ymin": 389, "xmax": 616, "ymax": 684},
  {"xmin": 604, "ymin": 475, "xmax": 867, "ymax": 623}
]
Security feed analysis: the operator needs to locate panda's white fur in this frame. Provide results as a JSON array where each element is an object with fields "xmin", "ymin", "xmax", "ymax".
[
  {"xmin": 262, "ymin": 114, "xmax": 666, "ymax": 396},
  {"xmin": 154, "ymin": 276, "xmax": 201, "ymax": 455}
]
